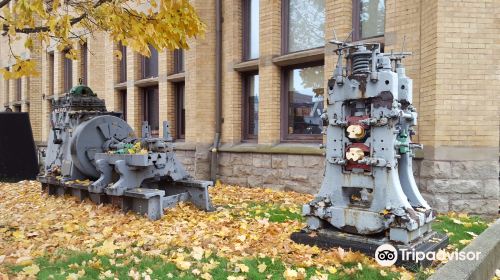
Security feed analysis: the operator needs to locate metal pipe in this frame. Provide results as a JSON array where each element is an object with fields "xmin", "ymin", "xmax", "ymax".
[{"xmin": 210, "ymin": 0, "xmax": 222, "ymax": 182}]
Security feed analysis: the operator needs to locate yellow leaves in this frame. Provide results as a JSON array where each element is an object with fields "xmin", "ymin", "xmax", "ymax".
[
  {"xmin": 326, "ymin": 266, "xmax": 337, "ymax": 274},
  {"xmin": 459, "ymin": 239, "xmax": 472, "ymax": 246},
  {"xmin": 283, "ymin": 268, "xmax": 299, "ymax": 279},
  {"xmin": 16, "ymin": 256, "xmax": 33, "ymax": 266},
  {"xmin": 12, "ymin": 230, "xmax": 25, "ymax": 240},
  {"xmin": 257, "ymin": 263, "xmax": 267, "ymax": 273},
  {"xmin": 21, "ymin": 264, "xmax": 40, "ymax": 277},
  {"xmin": 63, "ymin": 222, "xmax": 80, "ymax": 233},
  {"xmin": 175, "ymin": 260, "xmax": 192, "ymax": 271},
  {"xmin": 0, "ymin": 59, "xmax": 39, "ymax": 79},
  {"xmin": 235, "ymin": 263, "xmax": 249, "ymax": 273},
  {"xmin": 114, "ymin": 49, "xmax": 123, "ymax": 60},
  {"xmin": 66, "ymin": 270, "xmax": 85, "ymax": 280},
  {"xmin": 95, "ymin": 239, "xmax": 119, "ymax": 256},
  {"xmin": 191, "ymin": 246, "xmax": 204, "ymax": 261}
]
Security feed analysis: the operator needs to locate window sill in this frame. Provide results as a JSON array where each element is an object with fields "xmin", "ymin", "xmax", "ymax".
[
  {"xmin": 135, "ymin": 77, "xmax": 159, "ymax": 87},
  {"xmin": 173, "ymin": 141, "xmax": 196, "ymax": 151},
  {"xmin": 273, "ymin": 47, "xmax": 324, "ymax": 67},
  {"xmin": 218, "ymin": 142, "xmax": 323, "ymax": 156},
  {"xmin": 114, "ymin": 82, "xmax": 127, "ymax": 90},
  {"xmin": 167, "ymin": 72, "xmax": 185, "ymax": 82},
  {"xmin": 233, "ymin": 59, "xmax": 259, "ymax": 72}
]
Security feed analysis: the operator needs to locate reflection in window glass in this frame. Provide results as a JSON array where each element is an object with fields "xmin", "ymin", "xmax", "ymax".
[
  {"xmin": 287, "ymin": 0, "xmax": 325, "ymax": 53},
  {"xmin": 143, "ymin": 86, "xmax": 159, "ymax": 137},
  {"xmin": 287, "ymin": 65, "xmax": 324, "ymax": 135},
  {"xmin": 246, "ymin": 74, "xmax": 259, "ymax": 137},
  {"xmin": 360, "ymin": 0, "xmax": 385, "ymax": 39},
  {"xmin": 246, "ymin": 0, "xmax": 259, "ymax": 59}
]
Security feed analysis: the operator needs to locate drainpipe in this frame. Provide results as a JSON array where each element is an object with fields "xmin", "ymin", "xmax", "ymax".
[{"xmin": 210, "ymin": 0, "xmax": 222, "ymax": 182}]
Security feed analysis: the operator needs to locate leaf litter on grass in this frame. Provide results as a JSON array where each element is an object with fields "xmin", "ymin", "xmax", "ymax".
[{"xmin": 1, "ymin": 180, "xmax": 476, "ymax": 279}]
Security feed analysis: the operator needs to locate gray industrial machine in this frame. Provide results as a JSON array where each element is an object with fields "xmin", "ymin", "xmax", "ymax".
[
  {"xmin": 292, "ymin": 41, "xmax": 447, "ymax": 266},
  {"xmin": 38, "ymin": 85, "xmax": 213, "ymax": 220}
]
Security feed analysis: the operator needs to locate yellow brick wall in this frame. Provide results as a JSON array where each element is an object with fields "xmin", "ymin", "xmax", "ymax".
[
  {"xmin": 221, "ymin": 0, "xmax": 243, "ymax": 144},
  {"xmin": 258, "ymin": 0, "xmax": 281, "ymax": 144},
  {"xmin": 433, "ymin": 0, "xmax": 498, "ymax": 148}
]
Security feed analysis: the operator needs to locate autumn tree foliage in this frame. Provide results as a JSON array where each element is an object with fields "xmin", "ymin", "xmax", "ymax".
[{"xmin": 0, "ymin": 0, "xmax": 205, "ymax": 78}]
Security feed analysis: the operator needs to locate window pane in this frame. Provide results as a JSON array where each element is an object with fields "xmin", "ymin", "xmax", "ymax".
[
  {"xmin": 81, "ymin": 43, "xmax": 88, "ymax": 85},
  {"xmin": 120, "ymin": 44, "xmax": 127, "ymax": 82},
  {"xmin": 143, "ymin": 45, "xmax": 158, "ymax": 78},
  {"xmin": 176, "ymin": 82, "xmax": 185, "ymax": 139},
  {"xmin": 64, "ymin": 55, "xmax": 73, "ymax": 92},
  {"xmin": 287, "ymin": 65, "xmax": 324, "ymax": 135},
  {"xmin": 174, "ymin": 49, "xmax": 184, "ymax": 73},
  {"xmin": 288, "ymin": 0, "xmax": 325, "ymax": 53},
  {"xmin": 246, "ymin": 74, "xmax": 259, "ymax": 136},
  {"xmin": 360, "ymin": 0, "xmax": 385, "ymax": 39},
  {"xmin": 247, "ymin": 0, "xmax": 259, "ymax": 59},
  {"xmin": 143, "ymin": 87, "xmax": 159, "ymax": 137}
]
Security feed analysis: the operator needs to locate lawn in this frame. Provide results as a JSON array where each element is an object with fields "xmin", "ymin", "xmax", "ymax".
[{"xmin": 0, "ymin": 181, "xmax": 492, "ymax": 279}]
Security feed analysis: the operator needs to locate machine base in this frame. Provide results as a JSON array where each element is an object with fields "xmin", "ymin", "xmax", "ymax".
[
  {"xmin": 38, "ymin": 175, "xmax": 213, "ymax": 220},
  {"xmin": 291, "ymin": 227, "xmax": 449, "ymax": 269}
]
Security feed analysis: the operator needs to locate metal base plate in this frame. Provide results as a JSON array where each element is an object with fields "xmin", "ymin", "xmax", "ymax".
[
  {"xmin": 291, "ymin": 227, "xmax": 449, "ymax": 269},
  {"xmin": 38, "ymin": 175, "xmax": 213, "ymax": 220}
]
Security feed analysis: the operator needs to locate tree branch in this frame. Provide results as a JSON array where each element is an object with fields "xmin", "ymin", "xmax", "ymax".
[
  {"xmin": 0, "ymin": 0, "xmax": 10, "ymax": 9},
  {"xmin": 1, "ymin": 0, "xmax": 112, "ymax": 34}
]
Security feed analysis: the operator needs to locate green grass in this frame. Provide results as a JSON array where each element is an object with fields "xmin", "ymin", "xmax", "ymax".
[
  {"xmin": 432, "ymin": 215, "xmax": 489, "ymax": 250},
  {"xmin": 226, "ymin": 202, "xmax": 304, "ymax": 223},
  {"xmin": 5, "ymin": 249, "xmax": 400, "ymax": 280}
]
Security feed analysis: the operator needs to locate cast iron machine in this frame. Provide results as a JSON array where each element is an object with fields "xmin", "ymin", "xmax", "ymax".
[
  {"xmin": 292, "ymin": 41, "xmax": 447, "ymax": 266},
  {"xmin": 38, "ymin": 85, "xmax": 213, "ymax": 220}
]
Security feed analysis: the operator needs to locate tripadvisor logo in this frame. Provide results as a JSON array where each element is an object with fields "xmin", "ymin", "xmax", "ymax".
[
  {"xmin": 375, "ymin": 243, "xmax": 482, "ymax": 266},
  {"xmin": 375, "ymin": 244, "xmax": 398, "ymax": 266}
]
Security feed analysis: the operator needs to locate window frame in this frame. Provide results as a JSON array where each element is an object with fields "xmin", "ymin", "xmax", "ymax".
[
  {"xmin": 141, "ymin": 45, "xmax": 159, "ymax": 79},
  {"xmin": 119, "ymin": 43, "xmax": 127, "ymax": 82},
  {"xmin": 281, "ymin": 0, "xmax": 326, "ymax": 55},
  {"xmin": 120, "ymin": 89, "xmax": 127, "ymax": 121},
  {"xmin": 242, "ymin": 0, "xmax": 259, "ymax": 61},
  {"xmin": 81, "ymin": 43, "xmax": 88, "ymax": 85},
  {"xmin": 16, "ymin": 78, "xmax": 22, "ymax": 101},
  {"xmin": 352, "ymin": 0, "xmax": 386, "ymax": 41},
  {"xmin": 48, "ymin": 52, "xmax": 55, "ymax": 94},
  {"xmin": 280, "ymin": 60, "xmax": 325, "ymax": 142},
  {"xmin": 175, "ymin": 82, "xmax": 186, "ymax": 140},
  {"xmin": 142, "ymin": 86, "xmax": 160, "ymax": 137},
  {"xmin": 63, "ymin": 52, "xmax": 73, "ymax": 92},
  {"xmin": 242, "ymin": 71, "xmax": 259, "ymax": 141},
  {"xmin": 173, "ymin": 49, "xmax": 185, "ymax": 74}
]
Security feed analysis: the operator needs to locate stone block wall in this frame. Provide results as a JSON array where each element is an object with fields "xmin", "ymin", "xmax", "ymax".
[
  {"xmin": 218, "ymin": 152, "xmax": 324, "ymax": 194},
  {"xmin": 417, "ymin": 159, "xmax": 499, "ymax": 216}
]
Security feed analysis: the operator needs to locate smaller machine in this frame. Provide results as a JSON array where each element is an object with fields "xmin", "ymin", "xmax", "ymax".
[{"xmin": 38, "ymin": 85, "xmax": 213, "ymax": 220}]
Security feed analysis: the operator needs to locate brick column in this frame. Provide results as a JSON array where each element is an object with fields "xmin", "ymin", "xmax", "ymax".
[
  {"xmin": 126, "ymin": 48, "xmax": 143, "ymax": 134},
  {"xmin": 258, "ymin": 0, "xmax": 281, "ymax": 144},
  {"xmin": 158, "ymin": 49, "xmax": 169, "ymax": 137},
  {"xmin": 27, "ymin": 42, "xmax": 43, "ymax": 141},
  {"xmin": 88, "ymin": 32, "xmax": 106, "ymax": 98},
  {"xmin": 415, "ymin": 0, "xmax": 499, "ymax": 216},
  {"xmin": 184, "ymin": 0, "xmax": 217, "ymax": 179},
  {"xmin": 221, "ymin": 0, "xmax": 243, "ymax": 144},
  {"xmin": 103, "ymin": 36, "xmax": 120, "ymax": 111},
  {"xmin": 54, "ymin": 51, "xmax": 64, "ymax": 97}
]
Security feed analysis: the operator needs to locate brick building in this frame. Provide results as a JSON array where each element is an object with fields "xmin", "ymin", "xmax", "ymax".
[{"xmin": 0, "ymin": 0, "xmax": 498, "ymax": 215}]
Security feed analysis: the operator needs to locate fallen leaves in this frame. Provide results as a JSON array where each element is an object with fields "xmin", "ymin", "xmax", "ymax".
[{"xmin": 0, "ymin": 181, "xmax": 410, "ymax": 278}]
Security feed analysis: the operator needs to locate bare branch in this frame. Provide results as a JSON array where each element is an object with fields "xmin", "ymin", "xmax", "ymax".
[{"xmin": 0, "ymin": 0, "xmax": 10, "ymax": 9}]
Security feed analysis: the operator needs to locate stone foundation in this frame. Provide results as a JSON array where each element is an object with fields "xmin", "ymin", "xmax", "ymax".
[
  {"xmin": 417, "ymin": 159, "xmax": 499, "ymax": 216},
  {"xmin": 149, "ymin": 145, "xmax": 500, "ymax": 216},
  {"xmin": 218, "ymin": 152, "xmax": 324, "ymax": 194}
]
